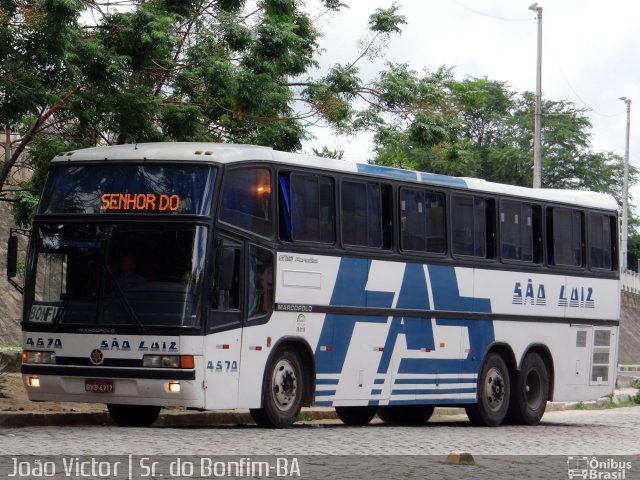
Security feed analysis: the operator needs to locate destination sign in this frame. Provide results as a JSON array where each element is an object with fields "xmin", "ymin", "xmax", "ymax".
[{"xmin": 100, "ymin": 193, "xmax": 181, "ymax": 212}]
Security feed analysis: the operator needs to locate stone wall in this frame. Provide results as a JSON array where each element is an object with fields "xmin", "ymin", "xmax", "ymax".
[
  {"xmin": 619, "ymin": 291, "xmax": 640, "ymax": 364},
  {"xmin": 0, "ymin": 201, "xmax": 23, "ymax": 345}
]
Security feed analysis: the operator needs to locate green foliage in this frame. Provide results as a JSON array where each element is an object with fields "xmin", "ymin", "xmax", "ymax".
[
  {"xmin": 368, "ymin": 4, "xmax": 407, "ymax": 34},
  {"xmin": 0, "ymin": 0, "xmax": 631, "ymax": 235},
  {"xmin": 312, "ymin": 146, "xmax": 344, "ymax": 160},
  {"xmin": 370, "ymin": 72, "xmax": 635, "ymax": 222}
]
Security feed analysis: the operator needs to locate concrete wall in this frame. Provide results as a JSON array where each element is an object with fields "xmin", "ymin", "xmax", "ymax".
[{"xmin": 619, "ymin": 291, "xmax": 640, "ymax": 365}]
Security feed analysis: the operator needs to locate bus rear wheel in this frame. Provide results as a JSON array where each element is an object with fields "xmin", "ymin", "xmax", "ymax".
[
  {"xmin": 465, "ymin": 352, "xmax": 510, "ymax": 427},
  {"xmin": 506, "ymin": 352, "xmax": 549, "ymax": 425},
  {"xmin": 250, "ymin": 346, "xmax": 303, "ymax": 428},
  {"xmin": 335, "ymin": 406, "xmax": 377, "ymax": 425},
  {"xmin": 107, "ymin": 404, "xmax": 161, "ymax": 427},
  {"xmin": 378, "ymin": 405, "xmax": 435, "ymax": 425}
]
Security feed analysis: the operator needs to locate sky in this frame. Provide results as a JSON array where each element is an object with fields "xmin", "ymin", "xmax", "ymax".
[{"xmin": 303, "ymin": 0, "xmax": 640, "ymax": 192}]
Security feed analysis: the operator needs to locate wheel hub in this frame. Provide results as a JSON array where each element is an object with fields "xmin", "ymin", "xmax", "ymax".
[
  {"xmin": 271, "ymin": 359, "xmax": 298, "ymax": 411},
  {"xmin": 485, "ymin": 366, "xmax": 506, "ymax": 412}
]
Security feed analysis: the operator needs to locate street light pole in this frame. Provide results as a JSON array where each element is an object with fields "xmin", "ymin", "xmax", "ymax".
[
  {"xmin": 529, "ymin": 3, "xmax": 543, "ymax": 188},
  {"xmin": 620, "ymin": 97, "xmax": 631, "ymax": 271}
]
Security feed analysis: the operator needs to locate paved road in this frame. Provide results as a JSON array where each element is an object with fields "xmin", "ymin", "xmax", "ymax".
[
  {"xmin": 1, "ymin": 408, "xmax": 639, "ymax": 479},
  {"xmin": 1, "ymin": 407, "xmax": 639, "ymax": 456}
]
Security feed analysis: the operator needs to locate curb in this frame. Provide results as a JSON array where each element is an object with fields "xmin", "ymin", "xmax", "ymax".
[{"xmin": 1, "ymin": 391, "xmax": 635, "ymax": 428}]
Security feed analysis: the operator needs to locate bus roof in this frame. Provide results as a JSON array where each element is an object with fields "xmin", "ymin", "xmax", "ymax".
[{"xmin": 53, "ymin": 142, "xmax": 619, "ymax": 211}]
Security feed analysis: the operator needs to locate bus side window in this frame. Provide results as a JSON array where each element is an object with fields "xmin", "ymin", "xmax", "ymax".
[
  {"xmin": 341, "ymin": 180, "xmax": 390, "ymax": 249},
  {"xmin": 588, "ymin": 213, "xmax": 615, "ymax": 271},
  {"xmin": 212, "ymin": 246, "xmax": 240, "ymax": 311},
  {"xmin": 219, "ymin": 167, "xmax": 272, "ymax": 238},
  {"xmin": 547, "ymin": 207, "xmax": 584, "ymax": 267},
  {"xmin": 248, "ymin": 246, "xmax": 274, "ymax": 319},
  {"xmin": 452, "ymin": 194, "xmax": 495, "ymax": 258},
  {"xmin": 279, "ymin": 172, "xmax": 335, "ymax": 244},
  {"xmin": 500, "ymin": 200, "xmax": 541, "ymax": 263}
]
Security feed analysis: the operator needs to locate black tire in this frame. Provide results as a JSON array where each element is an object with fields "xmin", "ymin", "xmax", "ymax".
[
  {"xmin": 465, "ymin": 352, "xmax": 510, "ymax": 427},
  {"xmin": 107, "ymin": 404, "xmax": 161, "ymax": 427},
  {"xmin": 335, "ymin": 406, "xmax": 377, "ymax": 425},
  {"xmin": 250, "ymin": 346, "xmax": 304, "ymax": 428},
  {"xmin": 506, "ymin": 352, "xmax": 549, "ymax": 425},
  {"xmin": 377, "ymin": 405, "xmax": 435, "ymax": 425}
]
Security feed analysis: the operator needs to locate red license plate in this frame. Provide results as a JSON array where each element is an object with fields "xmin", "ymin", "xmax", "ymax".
[{"xmin": 85, "ymin": 379, "xmax": 114, "ymax": 393}]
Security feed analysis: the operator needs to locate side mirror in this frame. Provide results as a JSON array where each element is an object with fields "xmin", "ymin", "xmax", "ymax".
[{"xmin": 7, "ymin": 235, "xmax": 18, "ymax": 278}]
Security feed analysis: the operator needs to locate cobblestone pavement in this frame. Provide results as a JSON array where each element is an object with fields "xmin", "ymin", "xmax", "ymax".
[{"xmin": 1, "ymin": 406, "xmax": 639, "ymax": 457}]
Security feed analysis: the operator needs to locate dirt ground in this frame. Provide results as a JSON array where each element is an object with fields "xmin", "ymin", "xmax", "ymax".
[{"xmin": 0, "ymin": 373, "xmax": 106, "ymax": 413}]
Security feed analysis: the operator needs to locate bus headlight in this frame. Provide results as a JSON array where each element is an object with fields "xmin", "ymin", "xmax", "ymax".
[
  {"xmin": 22, "ymin": 351, "xmax": 56, "ymax": 364},
  {"xmin": 143, "ymin": 355, "xmax": 194, "ymax": 369}
]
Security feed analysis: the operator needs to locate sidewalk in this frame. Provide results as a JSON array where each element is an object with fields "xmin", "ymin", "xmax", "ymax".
[{"xmin": 1, "ymin": 371, "xmax": 637, "ymax": 427}]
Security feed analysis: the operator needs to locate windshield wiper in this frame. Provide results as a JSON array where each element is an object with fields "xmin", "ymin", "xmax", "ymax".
[{"xmin": 102, "ymin": 265, "xmax": 147, "ymax": 334}]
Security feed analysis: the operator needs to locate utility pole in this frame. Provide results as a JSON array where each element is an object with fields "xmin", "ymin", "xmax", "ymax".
[
  {"xmin": 620, "ymin": 97, "xmax": 631, "ymax": 270},
  {"xmin": 529, "ymin": 3, "xmax": 543, "ymax": 188}
]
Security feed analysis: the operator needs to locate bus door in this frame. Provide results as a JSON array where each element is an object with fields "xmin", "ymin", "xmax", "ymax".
[{"xmin": 205, "ymin": 236, "xmax": 243, "ymax": 409}]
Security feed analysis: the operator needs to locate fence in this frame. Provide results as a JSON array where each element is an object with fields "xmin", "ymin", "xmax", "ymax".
[{"xmin": 621, "ymin": 269, "xmax": 640, "ymax": 295}]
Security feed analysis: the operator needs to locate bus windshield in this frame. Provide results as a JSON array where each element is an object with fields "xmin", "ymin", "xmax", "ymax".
[
  {"xmin": 27, "ymin": 223, "xmax": 207, "ymax": 329},
  {"xmin": 39, "ymin": 164, "xmax": 216, "ymax": 215}
]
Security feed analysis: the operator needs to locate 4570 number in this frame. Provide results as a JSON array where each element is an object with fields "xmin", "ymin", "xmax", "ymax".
[{"xmin": 207, "ymin": 360, "xmax": 238, "ymax": 372}]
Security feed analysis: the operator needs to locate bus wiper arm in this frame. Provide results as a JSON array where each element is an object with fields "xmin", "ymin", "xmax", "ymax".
[{"xmin": 102, "ymin": 265, "xmax": 146, "ymax": 334}]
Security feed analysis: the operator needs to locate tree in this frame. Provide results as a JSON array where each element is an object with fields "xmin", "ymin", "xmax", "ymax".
[
  {"xmin": 369, "ymin": 74, "xmax": 635, "ymax": 211},
  {"xmin": 1, "ymin": 0, "xmax": 406, "ymax": 224}
]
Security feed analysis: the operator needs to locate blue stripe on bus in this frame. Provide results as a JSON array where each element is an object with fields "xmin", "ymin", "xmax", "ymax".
[
  {"xmin": 391, "ymin": 388, "xmax": 476, "ymax": 395},
  {"xmin": 377, "ymin": 263, "xmax": 433, "ymax": 374},
  {"xmin": 315, "ymin": 401, "xmax": 333, "ymax": 406},
  {"xmin": 368, "ymin": 400, "xmax": 380, "ymax": 407},
  {"xmin": 394, "ymin": 378, "xmax": 473, "ymax": 385},
  {"xmin": 371, "ymin": 389, "xmax": 383, "ymax": 395},
  {"xmin": 355, "ymin": 163, "xmax": 468, "ymax": 188},
  {"xmin": 315, "ymin": 257, "xmax": 393, "ymax": 374},
  {"xmin": 356, "ymin": 163, "xmax": 420, "ymax": 182},
  {"xmin": 419, "ymin": 171, "xmax": 468, "ymax": 188},
  {"xmin": 315, "ymin": 390, "xmax": 336, "ymax": 397},
  {"xmin": 316, "ymin": 378, "xmax": 340, "ymax": 385},
  {"xmin": 374, "ymin": 378, "xmax": 385, "ymax": 385},
  {"xmin": 389, "ymin": 398, "xmax": 474, "ymax": 406},
  {"xmin": 314, "ymin": 259, "xmax": 495, "ymax": 385}
]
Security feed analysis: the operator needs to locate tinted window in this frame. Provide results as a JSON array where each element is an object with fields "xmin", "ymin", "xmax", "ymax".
[
  {"xmin": 280, "ymin": 173, "xmax": 335, "ymax": 243},
  {"xmin": 500, "ymin": 200, "xmax": 537, "ymax": 262},
  {"xmin": 400, "ymin": 188, "xmax": 446, "ymax": 253},
  {"xmin": 219, "ymin": 168, "xmax": 272, "ymax": 237},
  {"xmin": 341, "ymin": 181, "xmax": 382, "ymax": 248},
  {"xmin": 548, "ymin": 207, "xmax": 584, "ymax": 267},
  {"xmin": 452, "ymin": 195, "xmax": 494, "ymax": 258},
  {"xmin": 588, "ymin": 214, "xmax": 614, "ymax": 270},
  {"xmin": 248, "ymin": 246, "xmax": 274, "ymax": 319},
  {"xmin": 40, "ymin": 165, "xmax": 216, "ymax": 215}
]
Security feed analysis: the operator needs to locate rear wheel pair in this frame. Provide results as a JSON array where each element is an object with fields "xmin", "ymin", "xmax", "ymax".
[{"xmin": 465, "ymin": 352, "xmax": 549, "ymax": 427}]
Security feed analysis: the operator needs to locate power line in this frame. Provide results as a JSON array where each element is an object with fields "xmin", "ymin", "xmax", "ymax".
[
  {"xmin": 448, "ymin": 0, "xmax": 531, "ymax": 21},
  {"xmin": 542, "ymin": 36, "xmax": 619, "ymax": 118}
]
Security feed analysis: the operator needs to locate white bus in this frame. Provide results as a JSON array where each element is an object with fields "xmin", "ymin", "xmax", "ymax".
[{"xmin": 8, "ymin": 142, "xmax": 619, "ymax": 428}]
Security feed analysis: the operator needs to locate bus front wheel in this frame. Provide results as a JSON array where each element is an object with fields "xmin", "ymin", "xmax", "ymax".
[
  {"xmin": 107, "ymin": 404, "xmax": 161, "ymax": 427},
  {"xmin": 506, "ymin": 352, "xmax": 549, "ymax": 425},
  {"xmin": 335, "ymin": 406, "xmax": 377, "ymax": 425},
  {"xmin": 250, "ymin": 346, "xmax": 304, "ymax": 428},
  {"xmin": 465, "ymin": 352, "xmax": 510, "ymax": 427}
]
